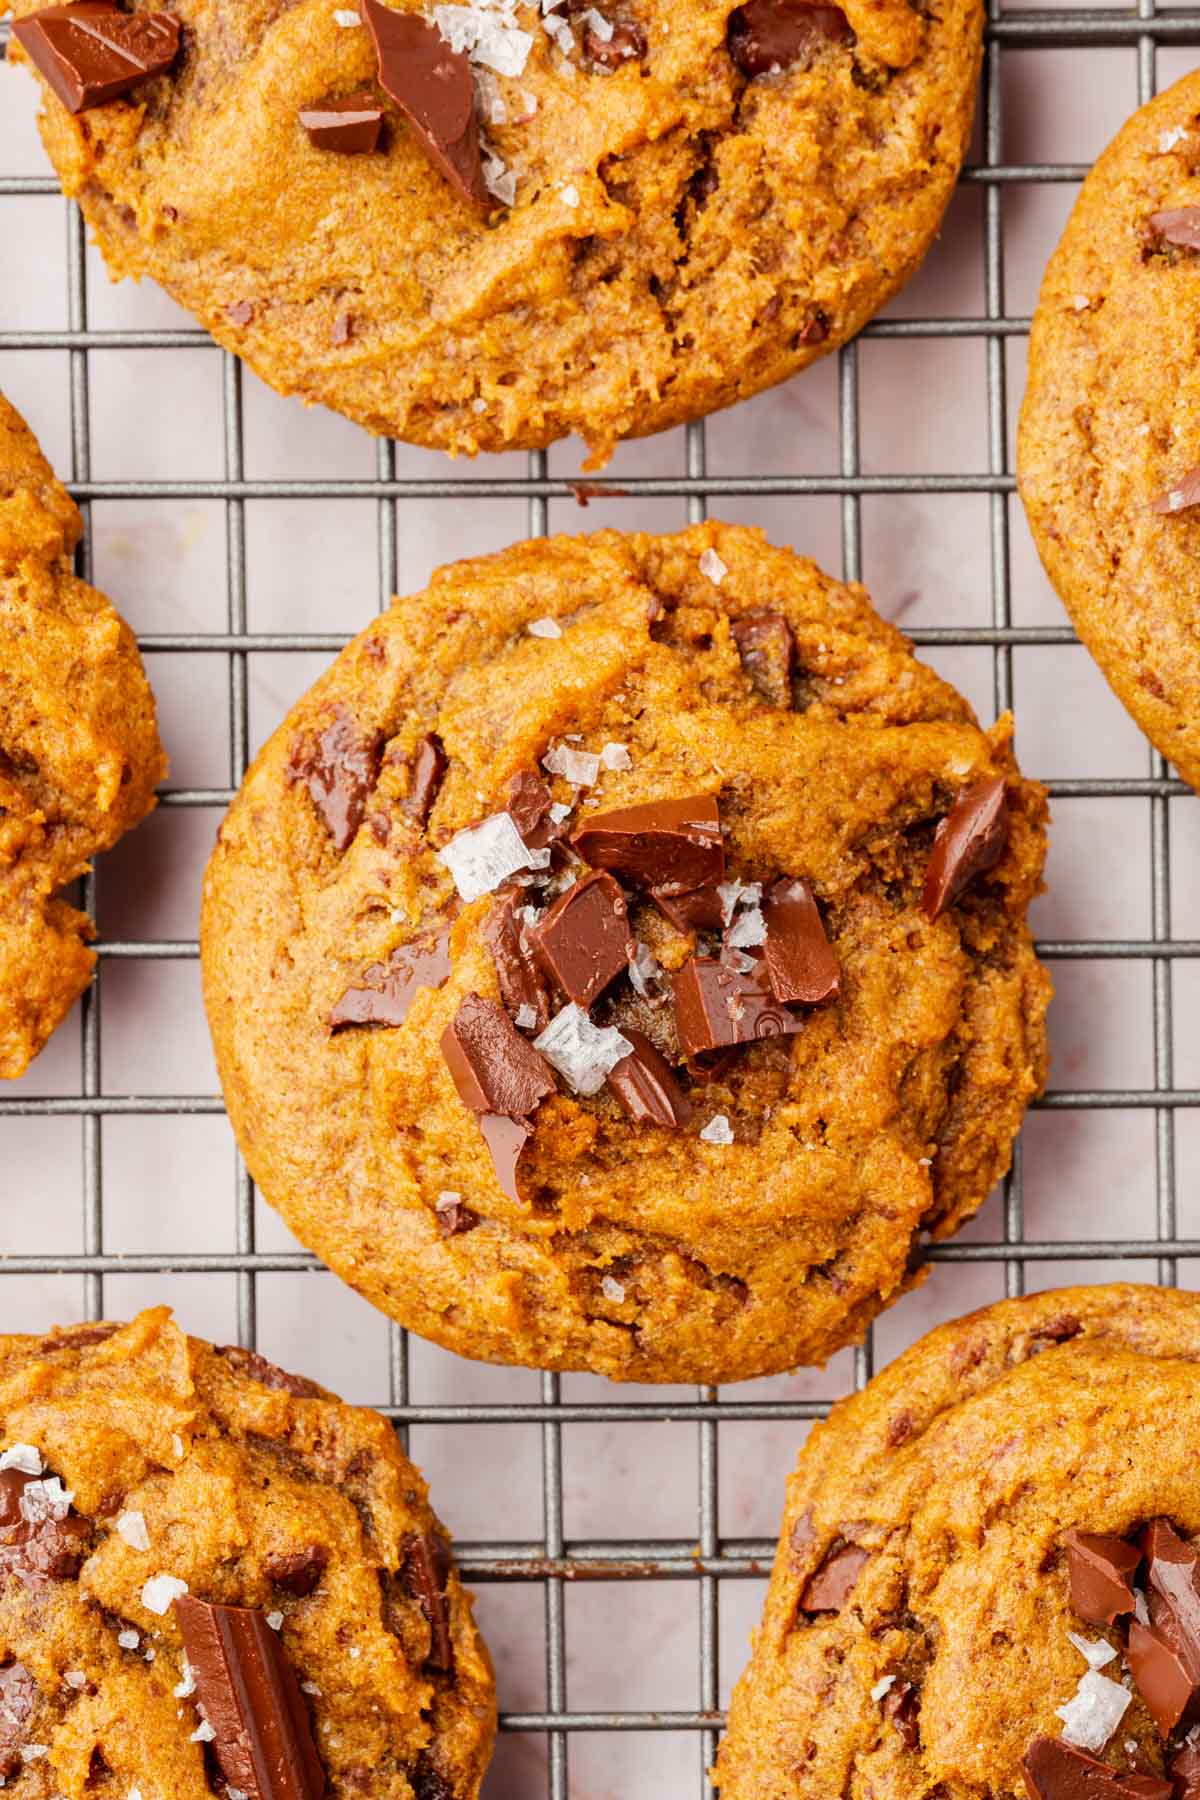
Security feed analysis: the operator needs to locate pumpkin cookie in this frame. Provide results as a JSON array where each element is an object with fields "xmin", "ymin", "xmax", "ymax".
[
  {"xmin": 0, "ymin": 393, "xmax": 165, "ymax": 1079},
  {"xmin": 0, "ymin": 1307, "xmax": 495, "ymax": 1799},
  {"xmin": 716, "ymin": 1284, "xmax": 1200, "ymax": 1800},
  {"xmin": 200, "ymin": 524, "xmax": 1050, "ymax": 1384},
  {"xmin": 6, "ymin": 0, "xmax": 982, "ymax": 463}
]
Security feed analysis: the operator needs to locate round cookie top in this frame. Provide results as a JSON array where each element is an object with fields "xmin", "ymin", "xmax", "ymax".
[
  {"xmin": 0, "ymin": 392, "xmax": 165, "ymax": 1079},
  {"xmin": 715, "ymin": 1284, "xmax": 1200, "ymax": 1800},
  {"xmin": 201, "ymin": 524, "xmax": 1050, "ymax": 1384},
  {"xmin": 0, "ymin": 1307, "xmax": 494, "ymax": 1800},
  {"xmin": 1019, "ymin": 71, "xmax": 1200, "ymax": 792},
  {"xmin": 9, "ymin": 0, "xmax": 981, "ymax": 461}
]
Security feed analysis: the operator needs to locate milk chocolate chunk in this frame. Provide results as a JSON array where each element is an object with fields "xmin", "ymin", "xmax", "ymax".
[
  {"xmin": 505, "ymin": 769, "xmax": 562, "ymax": 851},
  {"xmin": 921, "ymin": 775, "xmax": 1008, "ymax": 920},
  {"xmin": 0, "ymin": 1466, "xmax": 90, "ymax": 1582},
  {"xmin": 799, "ymin": 1544, "xmax": 869, "ymax": 1613},
  {"xmin": 727, "ymin": 0, "xmax": 852, "ymax": 77},
  {"xmin": 263, "ymin": 1546, "xmax": 328, "ymax": 1599},
  {"xmin": 1064, "ymin": 1530, "xmax": 1141, "ymax": 1626},
  {"xmin": 585, "ymin": 15, "xmax": 646, "ymax": 65},
  {"xmin": 287, "ymin": 705, "xmax": 383, "ymax": 853},
  {"xmin": 530, "ymin": 871, "xmax": 634, "ymax": 1007},
  {"xmin": 299, "ymin": 92, "xmax": 384, "ymax": 153},
  {"xmin": 1171, "ymin": 1745, "xmax": 1200, "ymax": 1800},
  {"xmin": 0, "ymin": 1662, "xmax": 36, "ymax": 1775},
  {"xmin": 478, "ymin": 1112, "xmax": 531, "ymax": 1202},
  {"xmin": 762, "ymin": 877, "xmax": 839, "ymax": 1005},
  {"xmin": 174, "ymin": 1595, "xmax": 326, "ymax": 1800},
  {"xmin": 359, "ymin": 0, "xmax": 487, "ymax": 208},
  {"xmin": 435, "ymin": 1194, "xmax": 479, "ymax": 1237},
  {"xmin": 1127, "ymin": 1618, "xmax": 1200, "ymax": 1736},
  {"xmin": 441, "ymin": 994, "xmax": 555, "ymax": 1119},
  {"xmin": 402, "ymin": 1533, "xmax": 454, "ymax": 1674},
  {"xmin": 1141, "ymin": 1520, "xmax": 1200, "ymax": 1678},
  {"xmin": 883, "ymin": 1679, "xmax": 919, "ymax": 1749},
  {"xmin": 1022, "ymin": 1735, "xmax": 1172, "ymax": 1800},
  {"xmin": 1149, "ymin": 206, "xmax": 1200, "ymax": 251},
  {"xmin": 1149, "ymin": 470, "xmax": 1200, "ymax": 516},
  {"xmin": 13, "ymin": 2, "xmax": 180, "ymax": 114},
  {"xmin": 652, "ymin": 884, "xmax": 725, "ymax": 933},
  {"xmin": 406, "ymin": 733, "xmax": 448, "ymax": 826},
  {"xmin": 607, "ymin": 1028, "xmax": 692, "ymax": 1127},
  {"xmin": 482, "ymin": 890, "xmax": 552, "ymax": 1033},
  {"xmin": 731, "ymin": 610, "xmax": 795, "ymax": 707},
  {"xmin": 673, "ymin": 955, "xmax": 803, "ymax": 1056},
  {"xmin": 217, "ymin": 1346, "xmax": 321, "ymax": 1400},
  {"xmin": 572, "ymin": 794, "xmax": 724, "ymax": 896},
  {"xmin": 329, "ymin": 928, "xmax": 452, "ymax": 1030}
]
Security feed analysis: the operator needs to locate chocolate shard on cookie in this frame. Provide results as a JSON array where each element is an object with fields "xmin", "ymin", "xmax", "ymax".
[
  {"xmin": 287, "ymin": 705, "xmax": 383, "ymax": 853},
  {"xmin": 504, "ymin": 769, "xmax": 563, "ymax": 853},
  {"xmin": 0, "ymin": 1465, "xmax": 91, "ymax": 1582},
  {"xmin": 762, "ymin": 877, "xmax": 839, "ymax": 1005},
  {"xmin": 1148, "ymin": 206, "xmax": 1200, "ymax": 251},
  {"xmin": 402, "ymin": 1533, "xmax": 454, "ymax": 1674},
  {"xmin": 12, "ymin": 1, "xmax": 179, "ymax": 113},
  {"xmin": 441, "ymin": 994, "xmax": 555, "ymax": 1119},
  {"xmin": 1149, "ymin": 470, "xmax": 1200, "ymax": 517},
  {"xmin": 0, "ymin": 1662, "xmax": 36, "ymax": 1776},
  {"xmin": 673, "ymin": 954, "xmax": 802, "ymax": 1055},
  {"xmin": 329, "ymin": 928, "xmax": 452, "ymax": 1030},
  {"xmin": 921, "ymin": 776, "xmax": 1008, "ymax": 919},
  {"xmin": 1127, "ymin": 1617, "xmax": 1199, "ymax": 1736},
  {"xmin": 799, "ymin": 1543, "xmax": 869, "ymax": 1613},
  {"xmin": 606, "ymin": 1028, "xmax": 691, "ymax": 1127},
  {"xmin": 727, "ymin": 0, "xmax": 853, "ymax": 77},
  {"xmin": 1065, "ymin": 1530, "xmax": 1141, "ymax": 1626},
  {"xmin": 651, "ymin": 884, "xmax": 726, "ymax": 933},
  {"xmin": 299, "ymin": 93, "xmax": 384, "ymax": 154},
  {"xmin": 359, "ymin": 0, "xmax": 487, "ymax": 208},
  {"xmin": 476, "ymin": 1113, "xmax": 532, "ymax": 1202},
  {"xmin": 731, "ymin": 609, "xmax": 795, "ymax": 707},
  {"xmin": 1022, "ymin": 1735, "xmax": 1171, "ymax": 1799},
  {"xmin": 571, "ymin": 794, "xmax": 724, "ymax": 896},
  {"xmin": 406, "ymin": 732, "xmax": 448, "ymax": 826},
  {"xmin": 529, "ymin": 871, "xmax": 634, "ymax": 1007}
]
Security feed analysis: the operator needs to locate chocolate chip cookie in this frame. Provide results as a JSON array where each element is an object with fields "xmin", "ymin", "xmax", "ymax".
[
  {"xmin": 0, "ymin": 1307, "xmax": 494, "ymax": 1799},
  {"xmin": 6, "ymin": 0, "xmax": 982, "ymax": 463},
  {"xmin": 715, "ymin": 1284, "xmax": 1200, "ymax": 1800},
  {"xmin": 200, "ymin": 523, "xmax": 1050, "ymax": 1384},
  {"xmin": 0, "ymin": 392, "xmax": 165, "ymax": 1080},
  {"xmin": 1019, "ymin": 72, "xmax": 1200, "ymax": 792}
]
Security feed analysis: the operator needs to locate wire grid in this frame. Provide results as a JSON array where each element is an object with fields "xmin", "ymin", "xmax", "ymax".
[{"xmin": 2, "ymin": 7, "xmax": 1200, "ymax": 1794}]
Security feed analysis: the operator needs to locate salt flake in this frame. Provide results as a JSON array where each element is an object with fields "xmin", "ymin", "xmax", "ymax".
[
  {"xmin": 599, "ymin": 742, "xmax": 632, "ymax": 771},
  {"xmin": 141, "ymin": 1573, "xmax": 188, "ymax": 1615},
  {"xmin": 20, "ymin": 1477, "xmax": 73, "ymax": 1524},
  {"xmin": 191, "ymin": 1720, "xmax": 216, "ymax": 1743},
  {"xmin": 628, "ymin": 941, "xmax": 663, "ymax": 999},
  {"xmin": 63, "ymin": 1670, "xmax": 87, "ymax": 1690},
  {"xmin": 1068, "ymin": 1631, "xmax": 1118, "ymax": 1670},
  {"xmin": 174, "ymin": 1660, "xmax": 196, "ymax": 1699},
  {"xmin": 20, "ymin": 1746, "xmax": 48, "ymax": 1762},
  {"xmin": 1055, "ymin": 1669, "xmax": 1131, "ymax": 1753},
  {"xmin": 438, "ymin": 811, "xmax": 549, "ymax": 903},
  {"xmin": 601, "ymin": 1275, "xmax": 625, "ymax": 1303},
  {"xmin": 534, "ymin": 1004, "xmax": 631, "ymax": 1096},
  {"xmin": 699, "ymin": 1114, "xmax": 734, "ymax": 1145},
  {"xmin": 871, "ymin": 1675, "xmax": 896, "ymax": 1702},
  {"xmin": 433, "ymin": 4, "xmax": 534, "ymax": 75},
  {"xmin": 0, "ymin": 1444, "xmax": 42, "ymax": 1476},
  {"xmin": 727, "ymin": 906, "xmax": 766, "ymax": 949},
  {"xmin": 699, "ymin": 547, "xmax": 728, "ymax": 584},
  {"xmin": 515, "ymin": 1003, "xmax": 539, "ymax": 1030},
  {"xmin": 583, "ymin": 6, "xmax": 613, "ymax": 38},
  {"xmin": 1159, "ymin": 125, "xmax": 1188, "ymax": 152},
  {"xmin": 267, "ymin": 1611, "xmax": 284, "ymax": 1631},
  {"xmin": 528, "ymin": 616, "xmax": 563, "ymax": 638},
  {"xmin": 548, "ymin": 801, "xmax": 572, "ymax": 825},
  {"xmin": 116, "ymin": 1510, "xmax": 150, "ymax": 1551},
  {"xmin": 117, "ymin": 1629, "xmax": 141, "ymax": 1650},
  {"xmin": 1134, "ymin": 1588, "xmax": 1151, "ymax": 1626},
  {"xmin": 333, "ymin": 7, "xmax": 360, "ymax": 21},
  {"xmin": 543, "ymin": 742, "xmax": 601, "ymax": 787},
  {"xmin": 560, "ymin": 182, "xmax": 580, "ymax": 208}
]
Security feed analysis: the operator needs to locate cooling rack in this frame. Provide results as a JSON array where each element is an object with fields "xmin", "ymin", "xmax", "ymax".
[{"xmin": 3, "ymin": 5, "xmax": 1200, "ymax": 1794}]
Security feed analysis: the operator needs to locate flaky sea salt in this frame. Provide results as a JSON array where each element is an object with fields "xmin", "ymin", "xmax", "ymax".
[
  {"xmin": 20, "ymin": 1747, "xmax": 47, "ymax": 1762},
  {"xmin": 1134, "ymin": 1588, "xmax": 1151, "ymax": 1625},
  {"xmin": 717, "ymin": 879, "xmax": 761, "ymax": 925},
  {"xmin": 628, "ymin": 941, "xmax": 663, "ymax": 999},
  {"xmin": 727, "ymin": 906, "xmax": 766, "ymax": 950},
  {"xmin": 1068, "ymin": 1631, "xmax": 1118, "ymax": 1670},
  {"xmin": 439, "ymin": 811, "xmax": 550, "ymax": 902},
  {"xmin": 699, "ymin": 1114, "xmax": 734, "ymax": 1145},
  {"xmin": 528, "ymin": 616, "xmax": 563, "ymax": 638},
  {"xmin": 514, "ymin": 1004, "xmax": 539, "ymax": 1030},
  {"xmin": 333, "ymin": 7, "xmax": 360, "ymax": 22},
  {"xmin": 698, "ymin": 547, "xmax": 728, "ymax": 584},
  {"xmin": 20, "ymin": 1478, "xmax": 73, "ymax": 1524},
  {"xmin": 549, "ymin": 802, "xmax": 572, "ymax": 825},
  {"xmin": 141, "ymin": 1574, "xmax": 188, "ymax": 1615},
  {"xmin": 601, "ymin": 1275, "xmax": 625, "ymax": 1303},
  {"xmin": 116, "ymin": 1510, "xmax": 150, "ymax": 1551},
  {"xmin": 191, "ymin": 1720, "xmax": 216, "ymax": 1743},
  {"xmin": 1071, "ymin": 294, "xmax": 1091, "ymax": 311},
  {"xmin": 1056, "ymin": 1669, "xmax": 1131, "ymax": 1752},
  {"xmin": 583, "ymin": 6, "xmax": 613, "ymax": 38},
  {"xmin": 0, "ymin": 1445, "xmax": 42, "ymax": 1476},
  {"xmin": 870, "ymin": 1675, "xmax": 896, "ymax": 1702},
  {"xmin": 63, "ymin": 1671, "xmax": 87, "ymax": 1690},
  {"xmin": 173, "ymin": 1659, "xmax": 196, "ymax": 1699},
  {"xmin": 534, "ymin": 1005, "xmax": 631, "ymax": 1096},
  {"xmin": 1159, "ymin": 124, "xmax": 1188, "ymax": 152},
  {"xmin": 560, "ymin": 183, "xmax": 580, "ymax": 208},
  {"xmin": 117, "ymin": 1630, "xmax": 140, "ymax": 1650},
  {"xmin": 599, "ymin": 742, "xmax": 632, "ymax": 771},
  {"xmin": 301, "ymin": 1682, "xmax": 323, "ymax": 1698},
  {"xmin": 267, "ymin": 1611, "xmax": 284, "ymax": 1632},
  {"xmin": 543, "ymin": 742, "xmax": 601, "ymax": 787},
  {"xmin": 482, "ymin": 151, "xmax": 518, "ymax": 207},
  {"xmin": 171, "ymin": 1434, "xmax": 184, "ymax": 1460},
  {"xmin": 434, "ymin": 3, "xmax": 534, "ymax": 75}
]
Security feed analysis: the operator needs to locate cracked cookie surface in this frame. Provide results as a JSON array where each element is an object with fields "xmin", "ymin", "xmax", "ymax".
[
  {"xmin": 1019, "ymin": 71, "xmax": 1200, "ymax": 793},
  {"xmin": 200, "ymin": 523, "xmax": 1049, "ymax": 1384},
  {"xmin": 0, "ymin": 1306, "xmax": 495, "ymax": 1800},
  {"xmin": 0, "ymin": 393, "xmax": 165, "ymax": 1080},
  {"xmin": 6, "ymin": 0, "xmax": 981, "ymax": 462},
  {"xmin": 715, "ymin": 1284, "xmax": 1200, "ymax": 1799}
]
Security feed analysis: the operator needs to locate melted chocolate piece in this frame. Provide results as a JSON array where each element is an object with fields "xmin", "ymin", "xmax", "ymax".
[
  {"xmin": 799, "ymin": 1544, "xmax": 869, "ymax": 1613},
  {"xmin": 1171, "ymin": 1745, "xmax": 1200, "ymax": 1800},
  {"xmin": 1127, "ymin": 1617, "xmax": 1199, "ymax": 1736},
  {"xmin": 651, "ymin": 884, "xmax": 725, "ymax": 933},
  {"xmin": 1143, "ymin": 1521, "xmax": 1200, "ymax": 1664},
  {"xmin": 174, "ymin": 1595, "xmax": 326, "ymax": 1800},
  {"xmin": 482, "ymin": 890, "xmax": 552, "ymax": 1033},
  {"xmin": 298, "ymin": 92, "xmax": 384, "ymax": 153},
  {"xmin": 530, "ymin": 871, "xmax": 634, "ymax": 1007},
  {"xmin": 329, "ymin": 928, "xmax": 452, "ymax": 1030},
  {"xmin": 731, "ymin": 610, "xmax": 795, "ymax": 707},
  {"xmin": 0, "ymin": 1662, "xmax": 36, "ymax": 1776},
  {"xmin": 406, "ymin": 733, "xmax": 447, "ymax": 827},
  {"xmin": 0, "ymin": 1466, "xmax": 90, "ymax": 1583},
  {"xmin": 607, "ymin": 1028, "xmax": 692, "ymax": 1127},
  {"xmin": 504, "ymin": 769, "xmax": 561, "ymax": 851},
  {"xmin": 410, "ymin": 1754, "xmax": 454, "ymax": 1800},
  {"xmin": 1064, "ymin": 1530, "xmax": 1140, "ymax": 1626},
  {"xmin": 672, "ymin": 954, "xmax": 803, "ymax": 1056},
  {"xmin": 1149, "ymin": 207, "xmax": 1200, "ymax": 251},
  {"xmin": 762, "ymin": 877, "xmax": 839, "ymax": 1005},
  {"xmin": 263, "ymin": 1547, "xmax": 328, "ymax": 1599},
  {"xmin": 435, "ymin": 1195, "xmax": 479, "ymax": 1237},
  {"xmin": 921, "ymin": 776, "xmax": 1008, "ymax": 920},
  {"xmin": 571, "ymin": 793, "xmax": 724, "ymax": 896},
  {"xmin": 1149, "ymin": 470, "xmax": 1200, "ymax": 516},
  {"xmin": 1021, "ymin": 1737, "xmax": 1171, "ymax": 1800},
  {"xmin": 727, "ymin": 0, "xmax": 853, "ymax": 76},
  {"xmin": 883, "ymin": 1679, "xmax": 919, "ymax": 1749},
  {"xmin": 287, "ymin": 706, "xmax": 383, "ymax": 853},
  {"xmin": 217, "ymin": 1346, "xmax": 321, "ymax": 1400},
  {"xmin": 441, "ymin": 994, "xmax": 555, "ymax": 1120},
  {"xmin": 585, "ymin": 15, "xmax": 646, "ymax": 65},
  {"xmin": 13, "ymin": 1, "xmax": 180, "ymax": 113},
  {"xmin": 402, "ymin": 1534, "xmax": 454, "ymax": 1674},
  {"xmin": 478, "ymin": 1113, "xmax": 531, "ymax": 1202},
  {"xmin": 359, "ymin": 0, "xmax": 487, "ymax": 207}
]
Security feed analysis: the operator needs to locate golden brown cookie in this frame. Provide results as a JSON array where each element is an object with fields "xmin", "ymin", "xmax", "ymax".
[
  {"xmin": 1019, "ymin": 73, "xmax": 1200, "ymax": 792},
  {"xmin": 0, "ymin": 393, "xmax": 165, "ymax": 1080},
  {"xmin": 5, "ymin": 0, "xmax": 982, "ymax": 463},
  {"xmin": 200, "ymin": 523, "xmax": 1050, "ymax": 1384},
  {"xmin": 715, "ymin": 1284, "xmax": 1200, "ymax": 1800},
  {"xmin": 0, "ymin": 1307, "xmax": 494, "ymax": 1799}
]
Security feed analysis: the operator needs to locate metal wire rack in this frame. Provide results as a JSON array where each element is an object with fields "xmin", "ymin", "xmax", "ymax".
[{"xmin": 3, "ymin": 5, "xmax": 1200, "ymax": 1793}]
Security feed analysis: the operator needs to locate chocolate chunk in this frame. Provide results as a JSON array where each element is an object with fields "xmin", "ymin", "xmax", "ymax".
[
  {"xmin": 571, "ymin": 793, "xmax": 724, "ymax": 896},
  {"xmin": 478, "ymin": 1113, "xmax": 531, "ymax": 1202},
  {"xmin": 530, "ymin": 871, "xmax": 634, "ymax": 1007},
  {"xmin": 299, "ymin": 92, "xmax": 384, "ymax": 153},
  {"xmin": 410, "ymin": 1754, "xmax": 454, "ymax": 1800},
  {"xmin": 217, "ymin": 1345, "xmax": 321, "ymax": 1400},
  {"xmin": 1022, "ymin": 1736, "xmax": 1172, "ymax": 1800},
  {"xmin": 13, "ymin": 1, "xmax": 180, "ymax": 113},
  {"xmin": 504, "ymin": 769, "xmax": 563, "ymax": 851},
  {"xmin": 607, "ymin": 1028, "xmax": 692, "ymax": 1127},
  {"xmin": 672, "ymin": 954, "xmax": 803, "ymax": 1056},
  {"xmin": 762, "ymin": 877, "xmax": 839, "ymax": 1005},
  {"xmin": 402, "ymin": 1534, "xmax": 454, "ymax": 1674},
  {"xmin": 406, "ymin": 733, "xmax": 447, "ymax": 827},
  {"xmin": 482, "ymin": 890, "xmax": 552, "ymax": 1033},
  {"xmin": 263, "ymin": 1546, "xmax": 328, "ymax": 1599},
  {"xmin": 329, "ymin": 927, "xmax": 452, "ymax": 1030},
  {"xmin": 651, "ymin": 885, "xmax": 726, "ymax": 933},
  {"xmin": 1139, "ymin": 1520, "xmax": 1200, "ymax": 1704},
  {"xmin": 1171, "ymin": 1745, "xmax": 1200, "ymax": 1800},
  {"xmin": 1149, "ymin": 470, "xmax": 1200, "ymax": 516},
  {"xmin": 921, "ymin": 775, "xmax": 1008, "ymax": 920},
  {"xmin": 584, "ymin": 15, "xmax": 646, "ymax": 66},
  {"xmin": 731, "ymin": 610, "xmax": 795, "ymax": 707},
  {"xmin": 1149, "ymin": 207, "xmax": 1200, "ymax": 251},
  {"xmin": 883, "ymin": 1679, "xmax": 919, "ymax": 1749},
  {"xmin": 0, "ymin": 1467, "xmax": 90, "ymax": 1583},
  {"xmin": 727, "ymin": 0, "xmax": 853, "ymax": 77},
  {"xmin": 287, "ymin": 705, "xmax": 383, "ymax": 853},
  {"xmin": 0, "ymin": 1662, "xmax": 36, "ymax": 1775},
  {"xmin": 799, "ymin": 1544, "xmax": 869, "ymax": 1613},
  {"xmin": 359, "ymin": 0, "xmax": 487, "ymax": 207},
  {"xmin": 1064, "ymin": 1530, "xmax": 1140, "ymax": 1626},
  {"xmin": 1128, "ymin": 1618, "xmax": 1199, "ymax": 1736},
  {"xmin": 174, "ymin": 1595, "xmax": 325, "ymax": 1800},
  {"xmin": 435, "ymin": 1194, "xmax": 479, "ymax": 1237},
  {"xmin": 441, "ymin": 994, "xmax": 555, "ymax": 1119}
]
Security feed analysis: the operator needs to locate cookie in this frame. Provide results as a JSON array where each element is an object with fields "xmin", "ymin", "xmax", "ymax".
[
  {"xmin": 200, "ymin": 523, "xmax": 1050, "ymax": 1384},
  {"xmin": 715, "ymin": 1284, "xmax": 1200, "ymax": 1800},
  {"xmin": 0, "ymin": 1306, "xmax": 495, "ymax": 1799},
  {"xmin": 1019, "ymin": 72, "xmax": 1200, "ymax": 792},
  {"xmin": 6, "ymin": 0, "xmax": 982, "ymax": 463},
  {"xmin": 0, "ymin": 393, "xmax": 165, "ymax": 1080}
]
